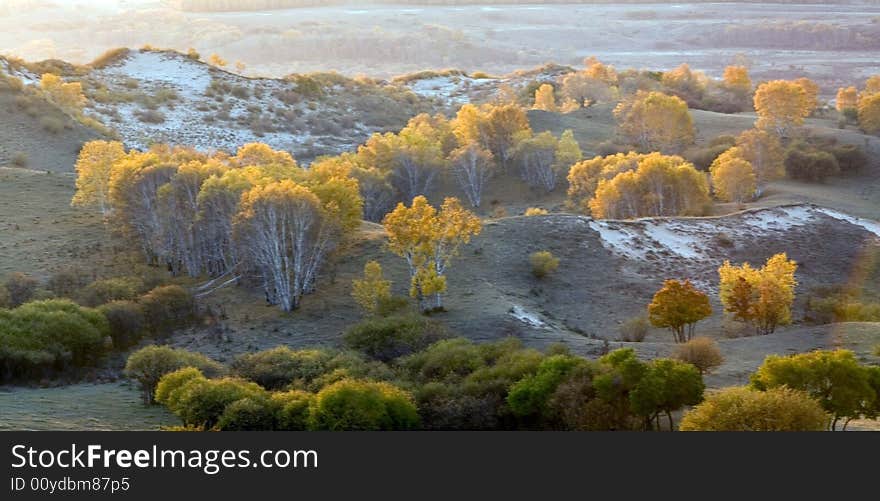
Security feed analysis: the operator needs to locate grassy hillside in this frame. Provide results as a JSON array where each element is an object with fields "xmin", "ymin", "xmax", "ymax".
[
  {"xmin": 0, "ymin": 382, "xmax": 176, "ymax": 431},
  {"xmin": 0, "ymin": 87, "xmax": 99, "ymax": 172}
]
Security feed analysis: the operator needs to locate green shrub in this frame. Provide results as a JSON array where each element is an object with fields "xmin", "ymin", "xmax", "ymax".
[
  {"xmin": 628, "ymin": 358, "xmax": 704, "ymax": 430},
  {"xmin": 231, "ymin": 347, "xmax": 331, "ymax": 390},
  {"xmin": 78, "ymin": 277, "xmax": 143, "ymax": 307},
  {"xmin": 140, "ymin": 285, "xmax": 196, "ymax": 337},
  {"xmin": 124, "ymin": 345, "xmax": 223, "ymax": 404},
  {"xmin": 529, "ymin": 251, "xmax": 559, "ymax": 279},
  {"xmin": 173, "ymin": 378, "xmax": 268, "ymax": 429},
  {"xmin": 272, "ymin": 390, "xmax": 313, "ymax": 430},
  {"xmin": 831, "ymin": 144, "xmax": 868, "ymax": 174},
  {"xmin": 306, "ymin": 351, "xmax": 395, "ymax": 391},
  {"xmin": 154, "ymin": 367, "xmax": 206, "ymax": 409},
  {"xmin": 309, "ymin": 379, "xmax": 419, "ymax": 431},
  {"xmin": 680, "ymin": 386, "xmax": 829, "ymax": 431},
  {"xmin": 217, "ymin": 397, "xmax": 276, "ymax": 431},
  {"xmin": 785, "ymin": 148, "xmax": 840, "ymax": 181},
  {"xmin": 0, "ymin": 299, "xmax": 110, "ymax": 382},
  {"xmin": 4, "ymin": 272, "xmax": 38, "ymax": 307},
  {"xmin": 750, "ymin": 350, "xmax": 877, "ymax": 430},
  {"xmin": 398, "ymin": 338, "xmax": 486, "ymax": 383},
  {"xmin": 343, "ymin": 314, "xmax": 449, "ymax": 362},
  {"xmin": 806, "ymin": 293, "xmax": 880, "ymax": 323},
  {"xmin": 507, "ymin": 354, "xmax": 591, "ymax": 425},
  {"xmin": 99, "ymin": 300, "xmax": 146, "ymax": 349}
]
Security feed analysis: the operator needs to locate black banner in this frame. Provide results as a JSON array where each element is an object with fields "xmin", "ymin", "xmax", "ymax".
[{"xmin": 1, "ymin": 432, "xmax": 877, "ymax": 499}]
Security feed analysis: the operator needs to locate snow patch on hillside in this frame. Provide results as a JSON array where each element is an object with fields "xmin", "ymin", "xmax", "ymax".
[
  {"xmin": 510, "ymin": 304, "xmax": 547, "ymax": 328},
  {"xmin": 814, "ymin": 207, "xmax": 880, "ymax": 237},
  {"xmin": 404, "ymin": 74, "xmax": 501, "ymax": 105},
  {"xmin": 83, "ymin": 50, "xmax": 376, "ymax": 158},
  {"xmin": 586, "ymin": 204, "xmax": 880, "ymax": 290}
]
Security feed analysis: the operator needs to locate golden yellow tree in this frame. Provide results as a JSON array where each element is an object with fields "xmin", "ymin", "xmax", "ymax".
[
  {"xmin": 648, "ymin": 279, "xmax": 713, "ymax": 343},
  {"xmin": 382, "ymin": 196, "xmax": 481, "ymax": 311},
  {"xmin": 794, "ymin": 77, "xmax": 820, "ymax": 114},
  {"xmin": 532, "ymin": 83, "xmax": 557, "ymax": 112},
  {"xmin": 72, "ymin": 140, "xmax": 127, "ymax": 214},
  {"xmin": 614, "ymin": 91, "xmax": 695, "ymax": 152},
  {"xmin": 234, "ymin": 180, "xmax": 327, "ymax": 311},
  {"xmin": 232, "ymin": 142, "xmax": 298, "ymax": 168},
  {"xmin": 588, "ymin": 153, "xmax": 710, "ymax": 219},
  {"xmin": 567, "ymin": 151, "xmax": 665, "ymax": 214},
  {"xmin": 40, "ymin": 73, "xmax": 86, "ymax": 114},
  {"xmin": 661, "ymin": 63, "xmax": 707, "ymax": 106},
  {"xmin": 857, "ymin": 92, "xmax": 880, "ymax": 134},
  {"xmin": 835, "ymin": 86, "xmax": 858, "ymax": 113},
  {"xmin": 723, "ymin": 65, "xmax": 751, "ymax": 92},
  {"xmin": 753, "ymin": 80, "xmax": 810, "ymax": 137},
  {"xmin": 734, "ymin": 129, "xmax": 785, "ymax": 184},
  {"xmin": 718, "ymin": 253, "xmax": 797, "ymax": 335},
  {"xmin": 864, "ymin": 75, "xmax": 880, "ymax": 95},
  {"xmin": 351, "ymin": 261, "xmax": 392, "ymax": 315},
  {"xmin": 710, "ymin": 148, "xmax": 757, "ymax": 204}
]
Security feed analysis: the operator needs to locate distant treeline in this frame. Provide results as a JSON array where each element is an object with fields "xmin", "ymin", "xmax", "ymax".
[{"xmin": 169, "ymin": 0, "xmax": 880, "ymax": 13}]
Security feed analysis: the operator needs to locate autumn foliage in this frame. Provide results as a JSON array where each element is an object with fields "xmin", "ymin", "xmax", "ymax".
[
  {"xmin": 614, "ymin": 90, "xmax": 695, "ymax": 153},
  {"xmin": 383, "ymin": 196, "xmax": 481, "ymax": 311},
  {"xmin": 647, "ymin": 279, "xmax": 712, "ymax": 343},
  {"xmin": 718, "ymin": 253, "xmax": 797, "ymax": 335}
]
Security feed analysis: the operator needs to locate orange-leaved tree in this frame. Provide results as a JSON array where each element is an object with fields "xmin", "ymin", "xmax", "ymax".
[{"xmin": 648, "ymin": 279, "xmax": 713, "ymax": 343}]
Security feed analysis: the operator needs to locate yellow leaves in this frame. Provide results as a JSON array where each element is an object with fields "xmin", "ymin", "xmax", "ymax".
[
  {"xmin": 718, "ymin": 253, "xmax": 797, "ymax": 334},
  {"xmin": 647, "ymin": 279, "xmax": 712, "ymax": 343},
  {"xmin": 72, "ymin": 140, "xmax": 126, "ymax": 213},
  {"xmin": 857, "ymin": 92, "xmax": 880, "ymax": 134},
  {"xmin": 238, "ymin": 179, "xmax": 320, "ymax": 218},
  {"xmin": 351, "ymin": 261, "xmax": 391, "ymax": 315},
  {"xmin": 793, "ymin": 77, "xmax": 820, "ymax": 113},
  {"xmin": 208, "ymin": 53, "xmax": 227, "ymax": 68},
  {"xmin": 40, "ymin": 73, "xmax": 86, "ymax": 114},
  {"xmin": 709, "ymin": 147, "xmax": 757, "ymax": 204},
  {"xmin": 532, "ymin": 83, "xmax": 557, "ymax": 112},
  {"xmin": 722, "ymin": 65, "xmax": 751, "ymax": 92},
  {"xmin": 614, "ymin": 90, "xmax": 694, "ymax": 152},
  {"xmin": 836, "ymin": 86, "xmax": 859, "ymax": 112},
  {"xmin": 754, "ymin": 80, "xmax": 811, "ymax": 137},
  {"xmin": 553, "ymin": 130, "xmax": 583, "ymax": 171},
  {"xmin": 734, "ymin": 128, "xmax": 785, "ymax": 183},
  {"xmin": 382, "ymin": 196, "xmax": 481, "ymax": 308},
  {"xmin": 585, "ymin": 152, "xmax": 709, "ymax": 219},
  {"xmin": 232, "ymin": 143, "xmax": 297, "ymax": 169}
]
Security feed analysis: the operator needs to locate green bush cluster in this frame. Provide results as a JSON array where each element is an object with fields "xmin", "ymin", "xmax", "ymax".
[
  {"xmin": 124, "ymin": 345, "xmax": 224, "ymax": 404},
  {"xmin": 148, "ymin": 339, "xmax": 710, "ymax": 431},
  {"xmin": 156, "ymin": 367, "xmax": 418, "ymax": 431},
  {"xmin": 343, "ymin": 314, "xmax": 450, "ymax": 362},
  {"xmin": 0, "ymin": 300, "xmax": 109, "ymax": 382}
]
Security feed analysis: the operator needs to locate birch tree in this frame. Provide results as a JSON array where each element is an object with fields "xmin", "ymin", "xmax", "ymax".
[
  {"xmin": 233, "ymin": 180, "xmax": 324, "ymax": 312},
  {"xmin": 450, "ymin": 142, "xmax": 495, "ymax": 207},
  {"xmin": 72, "ymin": 140, "xmax": 126, "ymax": 215},
  {"xmin": 382, "ymin": 196, "xmax": 481, "ymax": 311}
]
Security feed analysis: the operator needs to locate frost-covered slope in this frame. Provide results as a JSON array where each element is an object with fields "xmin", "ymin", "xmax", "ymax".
[{"xmin": 80, "ymin": 50, "xmax": 436, "ymax": 160}]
